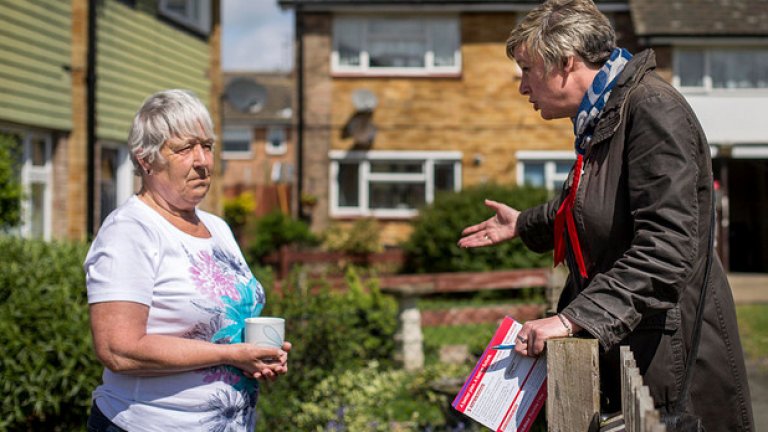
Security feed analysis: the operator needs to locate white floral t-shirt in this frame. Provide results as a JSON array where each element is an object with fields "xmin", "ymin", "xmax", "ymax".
[{"xmin": 84, "ymin": 196, "xmax": 265, "ymax": 432}]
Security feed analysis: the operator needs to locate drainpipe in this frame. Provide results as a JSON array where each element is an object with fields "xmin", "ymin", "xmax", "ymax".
[
  {"xmin": 86, "ymin": 0, "xmax": 97, "ymax": 237},
  {"xmin": 295, "ymin": 1, "xmax": 305, "ymax": 220}
]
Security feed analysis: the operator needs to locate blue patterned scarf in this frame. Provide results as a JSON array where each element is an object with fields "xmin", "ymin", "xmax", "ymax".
[{"xmin": 572, "ymin": 48, "xmax": 633, "ymax": 155}]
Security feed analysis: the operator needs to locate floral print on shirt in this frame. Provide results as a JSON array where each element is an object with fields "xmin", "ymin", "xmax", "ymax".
[{"xmin": 183, "ymin": 244, "xmax": 265, "ymax": 431}]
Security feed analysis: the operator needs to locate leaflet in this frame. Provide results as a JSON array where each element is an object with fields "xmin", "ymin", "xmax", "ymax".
[{"xmin": 452, "ymin": 317, "xmax": 547, "ymax": 432}]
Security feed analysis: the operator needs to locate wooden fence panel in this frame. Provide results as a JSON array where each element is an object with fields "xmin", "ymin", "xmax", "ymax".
[{"xmin": 546, "ymin": 338, "xmax": 601, "ymax": 432}]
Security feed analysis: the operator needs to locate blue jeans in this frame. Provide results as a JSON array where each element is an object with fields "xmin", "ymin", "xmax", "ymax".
[{"xmin": 87, "ymin": 402, "xmax": 127, "ymax": 432}]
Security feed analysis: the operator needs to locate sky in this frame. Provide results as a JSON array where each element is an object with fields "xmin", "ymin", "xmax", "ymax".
[{"xmin": 221, "ymin": 1, "xmax": 294, "ymax": 72}]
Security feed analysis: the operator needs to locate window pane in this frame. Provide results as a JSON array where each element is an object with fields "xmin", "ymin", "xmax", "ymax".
[
  {"xmin": 434, "ymin": 162, "xmax": 455, "ymax": 192},
  {"xmin": 30, "ymin": 137, "xmax": 46, "ymax": 166},
  {"xmin": 677, "ymin": 49, "xmax": 704, "ymax": 87},
  {"xmin": 369, "ymin": 181, "xmax": 425, "ymax": 209},
  {"xmin": 523, "ymin": 163, "xmax": 545, "ymax": 187},
  {"xmin": 368, "ymin": 19, "xmax": 426, "ymax": 68},
  {"xmin": 267, "ymin": 127, "xmax": 285, "ymax": 150},
  {"xmin": 30, "ymin": 182, "xmax": 45, "ymax": 239},
  {"xmin": 711, "ymin": 49, "xmax": 768, "ymax": 89},
  {"xmin": 338, "ymin": 163, "xmax": 359, "ymax": 207},
  {"xmin": 223, "ymin": 128, "xmax": 250, "ymax": 153},
  {"xmin": 335, "ymin": 19, "xmax": 362, "ymax": 66},
  {"xmin": 430, "ymin": 20, "xmax": 456, "ymax": 67},
  {"xmin": 370, "ymin": 161, "xmax": 423, "ymax": 174},
  {"xmin": 100, "ymin": 147, "xmax": 118, "ymax": 223}
]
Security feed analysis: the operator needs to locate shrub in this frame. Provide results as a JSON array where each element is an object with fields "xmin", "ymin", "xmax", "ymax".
[
  {"xmin": 222, "ymin": 192, "xmax": 256, "ymax": 233},
  {"xmin": 0, "ymin": 134, "xmax": 23, "ymax": 230},
  {"xmin": 255, "ymin": 267, "xmax": 399, "ymax": 431},
  {"xmin": 0, "ymin": 237, "xmax": 97, "ymax": 432},
  {"xmin": 402, "ymin": 183, "xmax": 551, "ymax": 274},
  {"xmin": 322, "ymin": 217, "xmax": 383, "ymax": 255},
  {"xmin": 246, "ymin": 211, "xmax": 319, "ymax": 263}
]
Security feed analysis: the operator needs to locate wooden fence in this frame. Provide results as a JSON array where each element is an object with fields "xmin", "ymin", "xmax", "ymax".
[
  {"xmin": 546, "ymin": 339, "xmax": 666, "ymax": 432},
  {"xmin": 380, "ymin": 268, "xmax": 554, "ymax": 370}
]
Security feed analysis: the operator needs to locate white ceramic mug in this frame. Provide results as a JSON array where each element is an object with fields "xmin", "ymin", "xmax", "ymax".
[{"xmin": 244, "ymin": 317, "xmax": 285, "ymax": 348}]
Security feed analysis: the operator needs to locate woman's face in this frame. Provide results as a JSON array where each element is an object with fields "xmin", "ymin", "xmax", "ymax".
[
  {"xmin": 514, "ymin": 45, "xmax": 581, "ymax": 120},
  {"xmin": 148, "ymin": 132, "xmax": 214, "ymax": 210}
]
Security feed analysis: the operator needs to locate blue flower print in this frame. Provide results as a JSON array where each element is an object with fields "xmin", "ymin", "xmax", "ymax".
[{"xmin": 212, "ymin": 277, "xmax": 264, "ymax": 344}]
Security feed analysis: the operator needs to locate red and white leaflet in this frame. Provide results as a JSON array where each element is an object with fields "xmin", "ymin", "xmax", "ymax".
[{"xmin": 452, "ymin": 317, "xmax": 547, "ymax": 432}]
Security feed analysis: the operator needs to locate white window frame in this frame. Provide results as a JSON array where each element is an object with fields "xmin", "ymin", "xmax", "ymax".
[
  {"xmin": 265, "ymin": 126, "xmax": 288, "ymax": 156},
  {"xmin": 329, "ymin": 150, "xmax": 462, "ymax": 218},
  {"xmin": 19, "ymin": 132, "xmax": 53, "ymax": 240},
  {"xmin": 221, "ymin": 126, "xmax": 252, "ymax": 160},
  {"xmin": 673, "ymin": 45, "xmax": 768, "ymax": 94},
  {"xmin": 515, "ymin": 150, "xmax": 575, "ymax": 192},
  {"xmin": 158, "ymin": 0, "xmax": 211, "ymax": 34},
  {"xmin": 100, "ymin": 142, "xmax": 134, "ymax": 213},
  {"xmin": 331, "ymin": 15, "xmax": 462, "ymax": 77}
]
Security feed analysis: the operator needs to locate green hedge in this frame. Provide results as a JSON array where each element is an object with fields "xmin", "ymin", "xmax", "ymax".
[
  {"xmin": 0, "ymin": 237, "xmax": 96, "ymax": 432},
  {"xmin": 403, "ymin": 183, "xmax": 551, "ymax": 274}
]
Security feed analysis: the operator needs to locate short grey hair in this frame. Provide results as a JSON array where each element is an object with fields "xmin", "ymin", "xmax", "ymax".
[
  {"xmin": 506, "ymin": 0, "xmax": 616, "ymax": 74},
  {"xmin": 128, "ymin": 89, "xmax": 215, "ymax": 176}
]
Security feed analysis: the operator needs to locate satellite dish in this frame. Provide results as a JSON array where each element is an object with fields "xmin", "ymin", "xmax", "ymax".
[
  {"xmin": 225, "ymin": 78, "xmax": 268, "ymax": 113},
  {"xmin": 351, "ymin": 88, "xmax": 378, "ymax": 112}
]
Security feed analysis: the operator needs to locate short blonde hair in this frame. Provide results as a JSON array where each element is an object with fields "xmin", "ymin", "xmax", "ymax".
[{"xmin": 506, "ymin": 0, "xmax": 616, "ymax": 74}]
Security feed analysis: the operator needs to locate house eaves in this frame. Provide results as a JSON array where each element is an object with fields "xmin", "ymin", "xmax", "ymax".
[
  {"xmin": 278, "ymin": 0, "xmax": 628, "ymax": 12},
  {"xmin": 630, "ymin": 0, "xmax": 768, "ymax": 37}
]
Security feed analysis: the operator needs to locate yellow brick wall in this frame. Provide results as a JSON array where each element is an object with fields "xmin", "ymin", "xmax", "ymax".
[{"xmin": 330, "ymin": 13, "xmax": 573, "ymax": 190}]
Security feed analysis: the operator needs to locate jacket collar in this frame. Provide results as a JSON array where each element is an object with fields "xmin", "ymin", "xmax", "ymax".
[{"xmin": 589, "ymin": 49, "xmax": 657, "ymax": 147}]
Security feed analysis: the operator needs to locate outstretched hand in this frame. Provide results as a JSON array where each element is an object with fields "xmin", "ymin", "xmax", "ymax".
[{"xmin": 457, "ymin": 199, "xmax": 520, "ymax": 248}]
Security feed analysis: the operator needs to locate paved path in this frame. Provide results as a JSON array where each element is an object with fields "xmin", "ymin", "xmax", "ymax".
[{"xmin": 729, "ymin": 273, "xmax": 768, "ymax": 431}]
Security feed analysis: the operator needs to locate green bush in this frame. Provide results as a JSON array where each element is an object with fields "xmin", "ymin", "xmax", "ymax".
[
  {"xmin": 0, "ymin": 237, "xmax": 97, "ymax": 432},
  {"xmin": 402, "ymin": 183, "xmax": 551, "ymax": 273},
  {"xmin": 255, "ymin": 267, "xmax": 399, "ymax": 430},
  {"xmin": 246, "ymin": 211, "xmax": 319, "ymax": 263},
  {"xmin": 0, "ymin": 134, "xmax": 23, "ymax": 230},
  {"xmin": 222, "ymin": 192, "xmax": 256, "ymax": 233},
  {"xmin": 322, "ymin": 217, "xmax": 383, "ymax": 255}
]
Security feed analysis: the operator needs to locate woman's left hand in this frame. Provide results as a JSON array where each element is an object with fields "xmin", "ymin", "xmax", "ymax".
[
  {"xmin": 514, "ymin": 315, "xmax": 580, "ymax": 357},
  {"xmin": 253, "ymin": 341, "xmax": 291, "ymax": 382}
]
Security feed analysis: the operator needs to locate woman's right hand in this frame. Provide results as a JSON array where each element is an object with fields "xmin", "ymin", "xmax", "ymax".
[
  {"xmin": 457, "ymin": 199, "xmax": 520, "ymax": 248},
  {"xmin": 229, "ymin": 341, "xmax": 291, "ymax": 381}
]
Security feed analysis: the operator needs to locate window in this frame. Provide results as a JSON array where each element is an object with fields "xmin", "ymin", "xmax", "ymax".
[
  {"xmin": 265, "ymin": 126, "xmax": 288, "ymax": 155},
  {"xmin": 330, "ymin": 150, "xmax": 462, "ymax": 218},
  {"xmin": 516, "ymin": 151, "xmax": 576, "ymax": 193},
  {"xmin": 222, "ymin": 127, "xmax": 252, "ymax": 158},
  {"xmin": 332, "ymin": 15, "xmax": 461, "ymax": 76},
  {"xmin": 20, "ymin": 133, "xmax": 53, "ymax": 240},
  {"xmin": 159, "ymin": 0, "xmax": 211, "ymax": 34},
  {"xmin": 99, "ymin": 143, "xmax": 133, "ymax": 225},
  {"xmin": 675, "ymin": 47, "xmax": 768, "ymax": 91}
]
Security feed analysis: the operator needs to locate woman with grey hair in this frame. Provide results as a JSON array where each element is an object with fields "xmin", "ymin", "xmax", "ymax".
[
  {"xmin": 84, "ymin": 89, "xmax": 290, "ymax": 431},
  {"xmin": 459, "ymin": 0, "xmax": 753, "ymax": 430}
]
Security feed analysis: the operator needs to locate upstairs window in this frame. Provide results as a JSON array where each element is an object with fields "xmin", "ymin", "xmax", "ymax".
[
  {"xmin": 159, "ymin": 0, "xmax": 211, "ymax": 34},
  {"xmin": 222, "ymin": 127, "xmax": 251, "ymax": 159},
  {"xmin": 332, "ymin": 15, "xmax": 461, "ymax": 76},
  {"xmin": 265, "ymin": 126, "xmax": 288, "ymax": 156},
  {"xmin": 675, "ymin": 47, "xmax": 768, "ymax": 91}
]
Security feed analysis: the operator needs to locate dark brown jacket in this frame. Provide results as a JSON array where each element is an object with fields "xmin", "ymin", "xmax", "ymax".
[{"xmin": 517, "ymin": 49, "xmax": 753, "ymax": 431}]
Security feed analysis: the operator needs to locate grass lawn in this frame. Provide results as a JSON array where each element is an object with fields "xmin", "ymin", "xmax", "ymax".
[{"xmin": 736, "ymin": 304, "xmax": 768, "ymax": 365}]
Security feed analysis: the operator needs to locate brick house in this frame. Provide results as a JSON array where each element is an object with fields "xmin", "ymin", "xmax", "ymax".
[
  {"xmin": 277, "ymin": 0, "xmax": 637, "ymax": 245},
  {"xmin": 220, "ymin": 72, "xmax": 296, "ymax": 216},
  {"xmin": 0, "ymin": 0, "xmax": 221, "ymax": 241},
  {"xmin": 629, "ymin": 0, "xmax": 768, "ymax": 272}
]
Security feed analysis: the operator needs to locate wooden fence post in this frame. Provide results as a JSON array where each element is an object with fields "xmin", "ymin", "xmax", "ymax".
[{"xmin": 546, "ymin": 338, "xmax": 600, "ymax": 432}]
